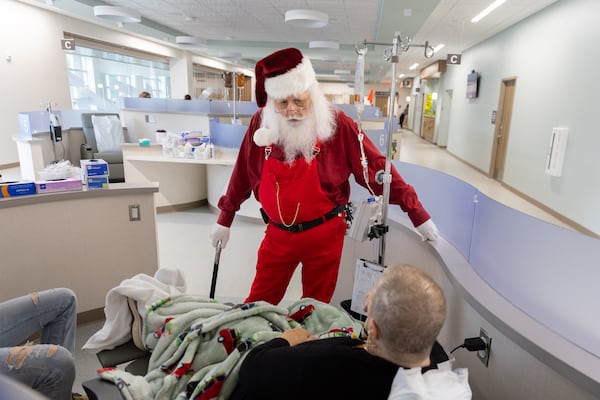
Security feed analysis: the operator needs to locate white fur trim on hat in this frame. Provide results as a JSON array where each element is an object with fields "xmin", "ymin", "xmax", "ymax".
[
  {"xmin": 253, "ymin": 127, "xmax": 278, "ymax": 147},
  {"xmin": 264, "ymin": 57, "xmax": 317, "ymax": 100}
]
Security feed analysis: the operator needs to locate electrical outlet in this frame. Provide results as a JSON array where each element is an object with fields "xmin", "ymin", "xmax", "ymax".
[
  {"xmin": 129, "ymin": 204, "xmax": 141, "ymax": 221},
  {"xmin": 477, "ymin": 328, "xmax": 492, "ymax": 367}
]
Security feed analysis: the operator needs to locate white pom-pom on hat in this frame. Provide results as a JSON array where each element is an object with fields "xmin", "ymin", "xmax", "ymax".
[{"xmin": 253, "ymin": 127, "xmax": 278, "ymax": 146}]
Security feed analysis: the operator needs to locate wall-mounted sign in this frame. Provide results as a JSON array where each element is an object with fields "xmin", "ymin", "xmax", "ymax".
[
  {"xmin": 446, "ymin": 53, "xmax": 461, "ymax": 65},
  {"xmin": 61, "ymin": 39, "xmax": 75, "ymax": 51}
]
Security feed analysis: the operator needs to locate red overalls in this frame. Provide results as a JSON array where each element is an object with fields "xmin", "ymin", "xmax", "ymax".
[{"xmin": 245, "ymin": 145, "xmax": 347, "ymax": 305}]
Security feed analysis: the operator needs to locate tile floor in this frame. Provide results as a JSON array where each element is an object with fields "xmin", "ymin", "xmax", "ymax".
[{"xmin": 1, "ymin": 129, "xmax": 574, "ymax": 395}]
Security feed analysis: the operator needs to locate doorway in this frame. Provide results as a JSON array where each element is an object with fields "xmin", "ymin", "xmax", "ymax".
[
  {"xmin": 490, "ymin": 78, "xmax": 517, "ymax": 180},
  {"xmin": 437, "ymin": 89, "xmax": 453, "ymax": 147},
  {"xmin": 412, "ymin": 93, "xmax": 423, "ymax": 136}
]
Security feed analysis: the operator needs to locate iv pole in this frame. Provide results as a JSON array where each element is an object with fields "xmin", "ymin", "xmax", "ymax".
[{"xmin": 355, "ymin": 33, "xmax": 434, "ymax": 266}]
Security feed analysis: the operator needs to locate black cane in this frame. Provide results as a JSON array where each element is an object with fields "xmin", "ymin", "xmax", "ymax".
[{"xmin": 210, "ymin": 240, "xmax": 222, "ymax": 299}]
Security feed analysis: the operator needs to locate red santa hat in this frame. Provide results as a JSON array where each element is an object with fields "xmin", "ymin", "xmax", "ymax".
[{"xmin": 255, "ymin": 48, "xmax": 317, "ymax": 108}]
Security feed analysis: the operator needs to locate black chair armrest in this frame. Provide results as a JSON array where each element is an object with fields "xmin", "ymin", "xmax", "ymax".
[{"xmin": 96, "ymin": 340, "xmax": 148, "ymax": 368}]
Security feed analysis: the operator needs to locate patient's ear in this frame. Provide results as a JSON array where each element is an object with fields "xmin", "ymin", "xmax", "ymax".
[{"xmin": 366, "ymin": 318, "xmax": 380, "ymax": 340}]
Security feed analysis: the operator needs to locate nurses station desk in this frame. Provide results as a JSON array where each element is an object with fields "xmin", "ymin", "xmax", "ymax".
[
  {"xmin": 120, "ymin": 100, "xmax": 261, "ymax": 219},
  {"xmin": 0, "ymin": 183, "xmax": 159, "ymax": 319}
]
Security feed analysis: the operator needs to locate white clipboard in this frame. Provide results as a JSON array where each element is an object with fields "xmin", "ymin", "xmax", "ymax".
[{"xmin": 350, "ymin": 259, "xmax": 385, "ymax": 316}]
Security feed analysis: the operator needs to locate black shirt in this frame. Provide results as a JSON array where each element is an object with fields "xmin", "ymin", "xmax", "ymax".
[{"xmin": 229, "ymin": 336, "xmax": 398, "ymax": 400}]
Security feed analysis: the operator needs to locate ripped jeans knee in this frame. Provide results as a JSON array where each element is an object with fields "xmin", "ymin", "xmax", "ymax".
[{"xmin": 1, "ymin": 344, "xmax": 75, "ymax": 400}]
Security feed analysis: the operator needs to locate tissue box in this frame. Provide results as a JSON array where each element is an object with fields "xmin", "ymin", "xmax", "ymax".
[
  {"xmin": 0, "ymin": 181, "xmax": 37, "ymax": 198},
  {"xmin": 35, "ymin": 178, "xmax": 82, "ymax": 194},
  {"xmin": 87, "ymin": 176, "xmax": 109, "ymax": 190},
  {"xmin": 80, "ymin": 159, "xmax": 109, "ymax": 178}
]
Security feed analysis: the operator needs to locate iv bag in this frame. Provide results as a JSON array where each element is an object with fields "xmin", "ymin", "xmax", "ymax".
[{"xmin": 354, "ymin": 53, "xmax": 365, "ymax": 102}]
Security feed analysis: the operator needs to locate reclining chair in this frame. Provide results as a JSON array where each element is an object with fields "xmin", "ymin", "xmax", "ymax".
[
  {"xmin": 82, "ymin": 298, "xmax": 149, "ymax": 400},
  {"xmin": 82, "ymin": 340, "xmax": 149, "ymax": 400},
  {"xmin": 80, "ymin": 113, "xmax": 126, "ymax": 183}
]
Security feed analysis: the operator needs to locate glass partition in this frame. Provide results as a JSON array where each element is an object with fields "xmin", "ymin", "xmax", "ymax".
[
  {"xmin": 383, "ymin": 162, "xmax": 600, "ymax": 359},
  {"xmin": 393, "ymin": 162, "xmax": 477, "ymax": 259},
  {"xmin": 470, "ymin": 192, "xmax": 600, "ymax": 357}
]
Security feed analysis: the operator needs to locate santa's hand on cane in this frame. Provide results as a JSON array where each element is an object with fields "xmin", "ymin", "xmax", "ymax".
[{"xmin": 210, "ymin": 223, "xmax": 230, "ymax": 249}]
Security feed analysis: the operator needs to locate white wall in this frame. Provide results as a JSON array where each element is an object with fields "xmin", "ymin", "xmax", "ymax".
[
  {"xmin": 442, "ymin": 0, "xmax": 600, "ymax": 234},
  {"xmin": 0, "ymin": 0, "xmax": 182, "ymax": 166},
  {"xmin": 0, "ymin": 1, "xmax": 71, "ymax": 166}
]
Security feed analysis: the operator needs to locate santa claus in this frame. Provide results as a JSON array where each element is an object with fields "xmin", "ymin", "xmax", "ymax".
[{"xmin": 210, "ymin": 48, "xmax": 438, "ymax": 305}]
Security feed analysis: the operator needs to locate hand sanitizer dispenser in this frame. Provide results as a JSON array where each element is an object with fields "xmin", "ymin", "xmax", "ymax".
[{"xmin": 545, "ymin": 127, "xmax": 568, "ymax": 177}]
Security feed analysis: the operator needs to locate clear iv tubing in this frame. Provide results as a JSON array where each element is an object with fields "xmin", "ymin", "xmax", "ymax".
[{"xmin": 354, "ymin": 48, "xmax": 375, "ymax": 197}]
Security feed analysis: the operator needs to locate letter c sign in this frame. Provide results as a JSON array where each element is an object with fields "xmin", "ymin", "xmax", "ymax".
[
  {"xmin": 446, "ymin": 53, "xmax": 461, "ymax": 65},
  {"xmin": 61, "ymin": 39, "xmax": 75, "ymax": 51}
]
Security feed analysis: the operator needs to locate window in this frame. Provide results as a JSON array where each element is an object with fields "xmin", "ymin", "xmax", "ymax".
[
  {"xmin": 192, "ymin": 65, "xmax": 225, "ymax": 100},
  {"xmin": 192, "ymin": 65, "xmax": 251, "ymax": 102},
  {"xmin": 64, "ymin": 33, "xmax": 171, "ymax": 110}
]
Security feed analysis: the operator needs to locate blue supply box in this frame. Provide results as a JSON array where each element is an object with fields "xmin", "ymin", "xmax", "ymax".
[
  {"xmin": 0, "ymin": 181, "xmax": 37, "ymax": 198},
  {"xmin": 87, "ymin": 176, "xmax": 109, "ymax": 190},
  {"xmin": 80, "ymin": 159, "xmax": 109, "ymax": 177}
]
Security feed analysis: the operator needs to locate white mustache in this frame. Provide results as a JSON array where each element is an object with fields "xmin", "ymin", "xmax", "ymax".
[{"xmin": 286, "ymin": 114, "xmax": 305, "ymax": 121}]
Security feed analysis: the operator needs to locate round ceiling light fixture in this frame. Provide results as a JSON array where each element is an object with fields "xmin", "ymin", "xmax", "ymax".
[
  {"xmin": 218, "ymin": 51, "xmax": 243, "ymax": 60},
  {"xmin": 93, "ymin": 6, "xmax": 141, "ymax": 23},
  {"xmin": 285, "ymin": 9, "xmax": 328, "ymax": 28},
  {"xmin": 176, "ymin": 36, "xmax": 199, "ymax": 45},
  {"xmin": 309, "ymin": 40, "xmax": 339, "ymax": 50}
]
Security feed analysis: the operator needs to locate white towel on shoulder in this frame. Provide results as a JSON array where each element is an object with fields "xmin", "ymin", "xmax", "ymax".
[{"xmin": 388, "ymin": 360, "xmax": 472, "ymax": 400}]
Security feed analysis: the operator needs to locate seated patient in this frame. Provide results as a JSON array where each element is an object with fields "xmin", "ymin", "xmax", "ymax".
[
  {"xmin": 230, "ymin": 264, "xmax": 471, "ymax": 400},
  {"xmin": 0, "ymin": 288, "xmax": 77, "ymax": 400}
]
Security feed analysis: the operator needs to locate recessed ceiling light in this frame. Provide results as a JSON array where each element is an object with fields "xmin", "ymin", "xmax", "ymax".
[
  {"xmin": 334, "ymin": 69, "xmax": 351, "ymax": 75},
  {"xmin": 176, "ymin": 36, "xmax": 198, "ymax": 45},
  {"xmin": 218, "ymin": 51, "xmax": 243, "ymax": 60},
  {"xmin": 93, "ymin": 6, "xmax": 141, "ymax": 23},
  {"xmin": 285, "ymin": 9, "xmax": 328, "ymax": 28},
  {"xmin": 309, "ymin": 40, "xmax": 339, "ymax": 50},
  {"xmin": 409, "ymin": 63, "xmax": 419, "ymax": 70},
  {"xmin": 433, "ymin": 44, "xmax": 445, "ymax": 53},
  {"xmin": 320, "ymin": 55, "xmax": 342, "ymax": 62},
  {"xmin": 471, "ymin": 0, "xmax": 506, "ymax": 23}
]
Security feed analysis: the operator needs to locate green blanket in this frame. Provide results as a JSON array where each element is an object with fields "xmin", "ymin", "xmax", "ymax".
[{"xmin": 98, "ymin": 295, "xmax": 364, "ymax": 400}]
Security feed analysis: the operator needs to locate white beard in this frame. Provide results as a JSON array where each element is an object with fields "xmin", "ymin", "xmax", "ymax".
[
  {"xmin": 278, "ymin": 113, "xmax": 318, "ymax": 162},
  {"xmin": 261, "ymin": 103, "xmax": 318, "ymax": 163}
]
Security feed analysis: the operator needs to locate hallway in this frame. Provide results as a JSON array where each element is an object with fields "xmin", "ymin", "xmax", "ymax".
[{"xmin": 0, "ymin": 128, "xmax": 577, "ymax": 394}]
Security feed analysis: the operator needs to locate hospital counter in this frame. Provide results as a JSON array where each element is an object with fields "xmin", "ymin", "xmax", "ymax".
[
  {"xmin": 0, "ymin": 182, "xmax": 159, "ymax": 320},
  {"xmin": 121, "ymin": 143, "xmax": 262, "ymax": 219}
]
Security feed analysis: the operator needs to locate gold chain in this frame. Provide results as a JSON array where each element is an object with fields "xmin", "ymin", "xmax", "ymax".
[{"xmin": 275, "ymin": 181, "xmax": 300, "ymax": 227}]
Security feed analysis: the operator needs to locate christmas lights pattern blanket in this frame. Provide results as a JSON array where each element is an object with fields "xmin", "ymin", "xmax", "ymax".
[{"xmin": 98, "ymin": 295, "xmax": 363, "ymax": 400}]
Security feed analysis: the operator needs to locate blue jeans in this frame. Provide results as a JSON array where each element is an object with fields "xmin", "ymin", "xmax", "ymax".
[{"xmin": 0, "ymin": 288, "xmax": 77, "ymax": 400}]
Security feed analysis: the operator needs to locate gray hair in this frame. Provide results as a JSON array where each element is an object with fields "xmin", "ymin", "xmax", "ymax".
[{"xmin": 369, "ymin": 264, "xmax": 446, "ymax": 354}]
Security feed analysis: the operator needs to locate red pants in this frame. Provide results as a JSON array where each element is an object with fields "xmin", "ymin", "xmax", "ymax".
[{"xmin": 245, "ymin": 216, "xmax": 347, "ymax": 305}]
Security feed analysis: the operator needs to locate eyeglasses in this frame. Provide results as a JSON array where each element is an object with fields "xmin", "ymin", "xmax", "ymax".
[{"xmin": 274, "ymin": 96, "xmax": 309, "ymax": 113}]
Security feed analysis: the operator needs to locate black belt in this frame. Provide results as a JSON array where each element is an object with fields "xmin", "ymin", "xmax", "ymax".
[{"xmin": 264, "ymin": 205, "xmax": 345, "ymax": 233}]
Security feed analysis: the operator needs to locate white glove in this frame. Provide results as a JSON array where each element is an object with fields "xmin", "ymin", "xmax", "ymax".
[
  {"xmin": 210, "ymin": 223, "xmax": 230, "ymax": 249},
  {"xmin": 415, "ymin": 219, "xmax": 439, "ymax": 241}
]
